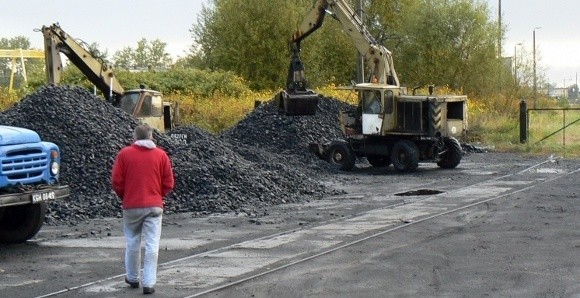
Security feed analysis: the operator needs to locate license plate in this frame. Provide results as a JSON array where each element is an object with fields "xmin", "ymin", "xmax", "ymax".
[
  {"xmin": 167, "ymin": 133, "xmax": 189, "ymax": 145},
  {"xmin": 32, "ymin": 191, "xmax": 56, "ymax": 203}
]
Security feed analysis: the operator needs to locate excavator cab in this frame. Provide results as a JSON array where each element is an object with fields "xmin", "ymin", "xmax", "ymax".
[
  {"xmin": 118, "ymin": 89, "xmax": 177, "ymax": 132},
  {"xmin": 277, "ymin": 48, "xmax": 321, "ymax": 116}
]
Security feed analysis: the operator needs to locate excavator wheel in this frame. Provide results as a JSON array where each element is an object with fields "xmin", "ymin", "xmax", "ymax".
[
  {"xmin": 390, "ymin": 140, "xmax": 419, "ymax": 172},
  {"xmin": 437, "ymin": 137, "xmax": 462, "ymax": 169},
  {"xmin": 366, "ymin": 155, "xmax": 391, "ymax": 168},
  {"xmin": 326, "ymin": 141, "xmax": 356, "ymax": 171}
]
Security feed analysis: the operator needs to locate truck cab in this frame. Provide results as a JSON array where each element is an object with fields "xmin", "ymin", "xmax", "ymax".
[{"xmin": 0, "ymin": 125, "xmax": 70, "ymax": 243}]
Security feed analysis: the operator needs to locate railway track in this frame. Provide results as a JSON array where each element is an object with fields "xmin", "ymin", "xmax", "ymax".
[{"xmin": 32, "ymin": 156, "xmax": 575, "ymax": 297}]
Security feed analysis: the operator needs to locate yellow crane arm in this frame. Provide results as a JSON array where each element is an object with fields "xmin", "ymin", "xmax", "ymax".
[
  {"xmin": 290, "ymin": 0, "xmax": 399, "ymax": 86},
  {"xmin": 41, "ymin": 23, "xmax": 124, "ymax": 102}
]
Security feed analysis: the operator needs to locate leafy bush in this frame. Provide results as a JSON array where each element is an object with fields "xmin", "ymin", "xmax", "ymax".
[
  {"xmin": 0, "ymin": 87, "xmax": 20, "ymax": 110},
  {"xmin": 169, "ymin": 90, "xmax": 272, "ymax": 133},
  {"xmin": 115, "ymin": 68, "xmax": 252, "ymax": 98}
]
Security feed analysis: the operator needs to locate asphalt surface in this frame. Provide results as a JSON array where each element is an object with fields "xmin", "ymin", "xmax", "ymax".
[
  {"xmin": 0, "ymin": 152, "xmax": 578, "ymax": 298},
  {"xmin": 209, "ymin": 158, "xmax": 580, "ymax": 297}
]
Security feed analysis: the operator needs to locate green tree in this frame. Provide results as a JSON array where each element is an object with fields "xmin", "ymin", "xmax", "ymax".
[
  {"xmin": 112, "ymin": 39, "xmax": 172, "ymax": 70},
  {"xmin": 113, "ymin": 46, "xmax": 134, "ymax": 69},
  {"xmin": 394, "ymin": 0, "xmax": 500, "ymax": 95},
  {"xmin": 190, "ymin": 0, "xmax": 529, "ymax": 97},
  {"xmin": 173, "ymin": 53, "xmax": 204, "ymax": 69},
  {"xmin": 192, "ymin": 0, "xmax": 291, "ymax": 90},
  {"xmin": 191, "ymin": 0, "xmax": 366, "ymax": 90}
]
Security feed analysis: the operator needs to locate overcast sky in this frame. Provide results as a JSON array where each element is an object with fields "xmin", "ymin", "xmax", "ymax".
[
  {"xmin": 0, "ymin": 1, "xmax": 207, "ymax": 59},
  {"xmin": 486, "ymin": 0, "xmax": 579, "ymax": 87},
  {"xmin": 1, "ymin": 0, "xmax": 578, "ymax": 87}
]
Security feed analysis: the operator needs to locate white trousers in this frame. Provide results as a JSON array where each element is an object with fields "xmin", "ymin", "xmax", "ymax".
[{"xmin": 123, "ymin": 207, "xmax": 163, "ymax": 288}]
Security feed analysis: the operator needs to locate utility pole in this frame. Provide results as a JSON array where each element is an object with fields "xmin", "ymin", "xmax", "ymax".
[
  {"xmin": 498, "ymin": 0, "xmax": 502, "ymax": 58},
  {"xmin": 533, "ymin": 27, "xmax": 541, "ymax": 108},
  {"xmin": 498, "ymin": 0, "xmax": 502, "ymax": 88},
  {"xmin": 514, "ymin": 43, "xmax": 522, "ymax": 85}
]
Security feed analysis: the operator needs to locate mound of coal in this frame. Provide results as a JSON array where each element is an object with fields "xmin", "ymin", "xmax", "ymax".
[
  {"xmin": 221, "ymin": 98, "xmax": 350, "ymax": 157},
  {"xmin": 165, "ymin": 125, "xmax": 333, "ymax": 215},
  {"xmin": 0, "ymin": 85, "xmax": 333, "ymax": 225}
]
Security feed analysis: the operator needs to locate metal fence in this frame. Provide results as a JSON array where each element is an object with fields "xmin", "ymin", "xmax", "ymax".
[{"xmin": 521, "ymin": 101, "xmax": 580, "ymax": 149}]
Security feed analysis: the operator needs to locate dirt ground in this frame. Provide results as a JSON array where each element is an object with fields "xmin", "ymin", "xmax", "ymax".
[{"xmin": 0, "ymin": 152, "xmax": 579, "ymax": 297}]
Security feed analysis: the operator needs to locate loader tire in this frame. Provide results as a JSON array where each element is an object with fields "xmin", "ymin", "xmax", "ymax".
[
  {"xmin": 366, "ymin": 155, "xmax": 391, "ymax": 168},
  {"xmin": 437, "ymin": 137, "xmax": 462, "ymax": 169},
  {"xmin": 0, "ymin": 202, "xmax": 47, "ymax": 244},
  {"xmin": 326, "ymin": 141, "xmax": 355, "ymax": 171},
  {"xmin": 390, "ymin": 140, "xmax": 419, "ymax": 172}
]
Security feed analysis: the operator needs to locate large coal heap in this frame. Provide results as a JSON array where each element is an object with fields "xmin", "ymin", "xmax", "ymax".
[
  {"xmin": 0, "ymin": 85, "xmax": 340, "ymax": 225},
  {"xmin": 220, "ymin": 98, "xmax": 355, "ymax": 175},
  {"xmin": 221, "ymin": 98, "xmax": 349, "ymax": 156}
]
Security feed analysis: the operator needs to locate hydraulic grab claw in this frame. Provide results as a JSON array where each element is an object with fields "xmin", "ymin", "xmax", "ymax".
[{"xmin": 277, "ymin": 47, "xmax": 320, "ymax": 116}]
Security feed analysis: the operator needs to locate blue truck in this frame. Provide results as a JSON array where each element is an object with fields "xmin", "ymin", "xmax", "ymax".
[{"xmin": 0, "ymin": 125, "xmax": 70, "ymax": 243}]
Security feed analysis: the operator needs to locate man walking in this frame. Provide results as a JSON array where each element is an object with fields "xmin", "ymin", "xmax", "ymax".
[{"xmin": 112, "ymin": 124, "xmax": 174, "ymax": 295}]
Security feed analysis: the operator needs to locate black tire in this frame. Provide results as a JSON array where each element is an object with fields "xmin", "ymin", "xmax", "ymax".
[
  {"xmin": 366, "ymin": 155, "xmax": 391, "ymax": 168},
  {"xmin": 326, "ymin": 141, "xmax": 356, "ymax": 171},
  {"xmin": 0, "ymin": 202, "xmax": 47, "ymax": 244},
  {"xmin": 390, "ymin": 140, "xmax": 419, "ymax": 172},
  {"xmin": 437, "ymin": 137, "xmax": 462, "ymax": 169}
]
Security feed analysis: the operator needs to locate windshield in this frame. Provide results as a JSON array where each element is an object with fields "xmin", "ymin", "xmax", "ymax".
[
  {"xmin": 118, "ymin": 92, "xmax": 163, "ymax": 117},
  {"xmin": 137, "ymin": 94, "xmax": 163, "ymax": 117},
  {"xmin": 119, "ymin": 93, "xmax": 140, "ymax": 114},
  {"xmin": 362, "ymin": 90, "xmax": 382, "ymax": 114}
]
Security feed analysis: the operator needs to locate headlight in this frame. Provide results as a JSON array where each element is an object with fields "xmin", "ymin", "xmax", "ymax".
[{"xmin": 50, "ymin": 161, "xmax": 60, "ymax": 175}]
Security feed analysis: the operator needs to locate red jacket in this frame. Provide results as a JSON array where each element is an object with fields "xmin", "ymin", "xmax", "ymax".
[{"xmin": 111, "ymin": 143, "xmax": 174, "ymax": 209}]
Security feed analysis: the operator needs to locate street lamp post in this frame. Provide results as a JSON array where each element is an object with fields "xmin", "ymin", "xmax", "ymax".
[
  {"xmin": 514, "ymin": 43, "xmax": 522, "ymax": 85},
  {"xmin": 533, "ymin": 27, "xmax": 541, "ymax": 108}
]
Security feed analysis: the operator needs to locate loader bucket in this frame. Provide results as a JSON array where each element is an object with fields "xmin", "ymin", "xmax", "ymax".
[{"xmin": 277, "ymin": 90, "xmax": 320, "ymax": 116}]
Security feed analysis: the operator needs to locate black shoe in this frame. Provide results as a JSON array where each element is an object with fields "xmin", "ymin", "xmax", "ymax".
[
  {"xmin": 143, "ymin": 287, "xmax": 155, "ymax": 294},
  {"xmin": 125, "ymin": 277, "xmax": 139, "ymax": 288}
]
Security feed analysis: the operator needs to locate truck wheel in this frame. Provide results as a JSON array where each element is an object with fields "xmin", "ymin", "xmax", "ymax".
[
  {"xmin": 390, "ymin": 140, "xmax": 419, "ymax": 172},
  {"xmin": 366, "ymin": 155, "xmax": 391, "ymax": 168},
  {"xmin": 326, "ymin": 141, "xmax": 356, "ymax": 171},
  {"xmin": 0, "ymin": 202, "xmax": 47, "ymax": 244},
  {"xmin": 437, "ymin": 137, "xmax": 462, "ymax": 169}
]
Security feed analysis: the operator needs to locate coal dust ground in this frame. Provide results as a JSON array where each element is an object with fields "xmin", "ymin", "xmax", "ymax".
[{"xmin": 0, "ymin": 152, "xmax": 578, "ymax": 297}]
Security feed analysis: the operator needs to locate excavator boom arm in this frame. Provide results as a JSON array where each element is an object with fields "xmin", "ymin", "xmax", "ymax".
[
  {"xmin": 290, "ymin": 0, "xmax": 398, "ymax": 86},
  {"xmin": 42, "ymin": 23, "xmax": 124, "ymax": 102}
]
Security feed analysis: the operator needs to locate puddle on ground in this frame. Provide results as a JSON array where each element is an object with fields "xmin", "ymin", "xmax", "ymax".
[{"xmin": 395, "ymin": 189, "xmax": 443, "ymax": 196}]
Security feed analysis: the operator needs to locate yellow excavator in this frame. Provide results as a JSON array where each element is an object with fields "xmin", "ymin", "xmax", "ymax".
[
  {"xmin": 40, "ymin": 23, "xmax": 179, "ymax": 132},
  {"xmin": 279, "ymin": 0, "xmax": 468, "ymax": 172}
]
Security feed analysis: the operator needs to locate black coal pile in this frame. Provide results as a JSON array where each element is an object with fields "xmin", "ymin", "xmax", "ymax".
[
  {"xmin": 0, "ymin": 85, "xmax": 335, "ymax": 225},
  {"xmin": 164, "ymin": 125, "xmax": 334, "ymax": 215},
  {"xmin": 220, "ymin": 97, "xmax": 354, "ymax": 172},
  {"xmin": 222, "ymin": 98, "xmax": 349, "ymax": 154}
]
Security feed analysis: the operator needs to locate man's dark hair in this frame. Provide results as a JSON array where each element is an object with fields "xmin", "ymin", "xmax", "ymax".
[{"xmin": 133, "ymin": 124, "xmax": 153, "ymax": 140}]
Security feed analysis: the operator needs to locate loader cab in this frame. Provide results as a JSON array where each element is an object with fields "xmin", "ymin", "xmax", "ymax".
[
  {"xmin": 118, "ymin": 89, "xmax": 174, "ymax": 132},
  {"xmin": 355, "ymin": 83, "xmax": 399, "ymax": 135}
]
